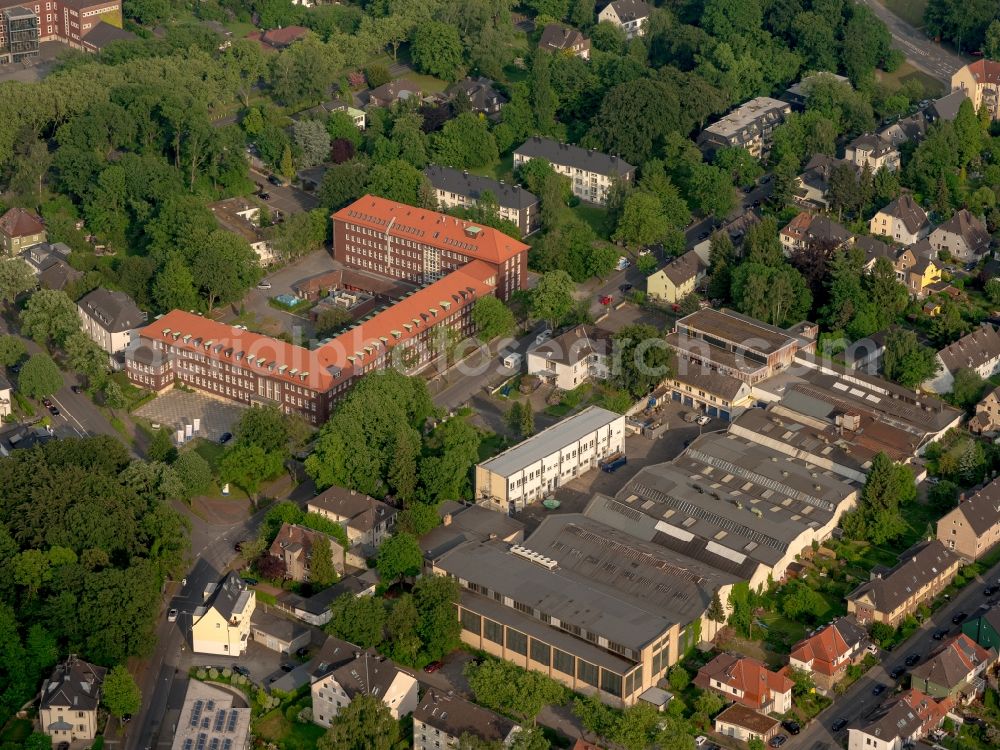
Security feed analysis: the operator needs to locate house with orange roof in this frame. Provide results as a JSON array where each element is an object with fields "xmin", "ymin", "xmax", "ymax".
[
  {"xmin": 332, "ymin": 195, "xmax": 529, "ymax": 300},
  {"xmin": 951, "ymin": 60, "xmax": 1000, "ymax": 121},
  {"xmin": 694, "ymin": 653, "xmax": 794, "ymax": 714},
  {"xmin": 788, "ymin": 616, "xmax": 871, "ymax": 692}
]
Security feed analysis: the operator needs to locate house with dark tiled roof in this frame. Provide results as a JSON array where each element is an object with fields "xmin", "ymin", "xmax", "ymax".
[
  {"xmin": 926, "ymin": 89, "xmax": 966, "ymax": 123},
  {"xmin": 894, "ymin": 239, "xmax": 941, "ymax": 299},
  {"xmin": 969, "ymin": 385, "xmax": 1000, "ymax": 436},
  {"xmin": 0, "ymin": 207, "xmax": 46, "ymax": 254},
  {"xmin": 926, "ymin": 323, "xmax": 1000, "ymax": 393},
  {"xmin": 246, "ymin": 25, "xmax": 308, "ymax": 51},
  {"xmin": 425, "ymin": 165, "xmax": 540, "ymax": 236},
  {"xmin": 77, "ymin": 288, "xmax": 146, "ymax": 355},
  {"xmin": 191, "ymin": 572, "xmax": 255, "ymax": 656},
  {"xmin": 936, "ymin": 477, "xmax": 1000, "ymax": 561},
  {"xmin": 526, "ymin": 324, "xmax": 612, "ymax": 390},
  {"xmin": 694, "ymin": 653, "xmax": 794, "ymax": 713},
  {"xmin": 793, "ymin": 154, "xmax": 856, "ymax": 209},
  {"xmin": 308, "ymin": 485, "xmax": 397, "ymax": 549},
  {"xmin": 646, "ymin": 249, "xmax": 707, "ymax": 303},
  {"xmin": 951, "ymin": 60, "xmax": 1000, "ymax": 121},
  {"xmin": 929, "ymin": 209, "xmax": 991, "ymax": 262},
  {"xmin": 856, "ymin": 235, "xmax": 895, "ymax": 271},
  {"xmin": 539, "ymin": 23, "xmax": 590, "ymax": 59},
  {"xmin": 846, "ymin": 541, "xmax": 960, "ymax": 627},
  {"xmin": 447, "ymin": 76, "xmax": 506, "ymax": 117},
  {"xmin": 366, "ymin": 79, "xmax": 423, "ymax": 109},
  {"xmin": 789, "ymin": 616, "xmax": 871, "ymax": 692},
  {"xmin": 845, "ymin": 133, "xmax": 900, "ymax": 173},
  {"xmin": 779, "ymin": 211, "xmax": 852, "ymax": 255},
  {"xmin": 910, "ymin": 634, "xmax": 995, "ymax": 701},
  {"xmin": 268, "ymin": 522, "xmax": 345, "ymax": 583},
  {"xmin": 39, "ymin": 656, "xmax": 107, "ymax": 742},
  {"xmin": 870, "ymin": 195, "xmax": 931, "ymax": 245},
  {"xmin": 847, "ymin": 689, "xmax": 951, "ymax": 750},
  {"xmin": 512, "ymin": 137, "xmax": 634, "ymax": 205},
  {"xmin": 878, "ymin": 113, "xmax": 927, "ymax": 146},
  {"xmin": 81, "ymin": 19, "xmax": 134, "ymax": 51},
  {"xmin": 597, "ymin": 0, "xmax": 651, "ymax": 38},
  {"xmin": 311, "ymin": 649, "xmax": 418, "ymax": 726},
  {"xmin": 414, "ymin": 690, "xmax": 520, "ymax": 750}
]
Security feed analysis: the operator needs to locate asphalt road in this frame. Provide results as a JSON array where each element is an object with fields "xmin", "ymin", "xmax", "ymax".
[
  {"xmin": 789, "ymin": 557, "xmax": 1000, "ymax": 750},
  {"xmin": 250, "ymin": 167, "xmax": 319, "ymax": 215},
  {"xmin": 859, "ymin": 0, "xmax": 966, "ymax": 84}
]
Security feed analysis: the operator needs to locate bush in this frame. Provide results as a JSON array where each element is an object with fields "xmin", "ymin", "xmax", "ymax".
[
  {"xmin": 365, "ymin": 64, "xmax": 391, "ymax": 88},
  {"xmin": 297, "ymin": 706, "xmax": 313, "ymax": 723},
  {"xmin": 196, "ymin": 669, "xmax": 207, "ymax": 679},
  {"xmin": 208, "ymin": 668, "xmax": 219, "ymax": 680},
  {"xmin": 222, "ymin": 667, "xmax": 232, "ymax": 679}
]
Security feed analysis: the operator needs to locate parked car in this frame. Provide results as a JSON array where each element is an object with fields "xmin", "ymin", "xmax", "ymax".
[
  {"xmin": 280, "ymin": 662, "xmax": 295, "ymax": 672},
  {"xmin": 984, "ymin": 585, "xmax": 998, "ymax": 597},
  {"xmin": 696, "ymin": 415, "xmax": 711, "ymax": 426},
  {"xmin": 257, "ymin": 280, "xmax": 272, "ymax": 290},
  {"xmin": 599, "ymin": 295, "xmax": 613, "ymax": 305},
  {"xmin": 71, "ymin": 385, "xmax": 82, "ymax": 394},
  {"xmin": 781, "ymin": 721, "xmax": 800, "ymax": 735},
  {"xmin": 296, "ymin": 647, "xmax": 310, "ymax": 658},
  {"xmin": 241, "ymin": 576, "xmax": 259, "ymax": 586},
  {"xmin": 219, "ymin": 432, "xmax": 233, "ymax": 444},
  {"xmin": 952, "ymin": 611, "xmax": 968, "ymax": 624},
  {"xmin": 48, "ymin": 405, "xmax": 60, "ymax": 416},
  {"xmin": 424, "ymin": 661, "xmax": 444, "ymax": 673},
  {"xmin": 933, "ymin": 628, "xmax": 949, "ymax": 640},
  {"xmin": 167, "ymin": 608, "xmax": 178, "ymax": 622},
  {"xmin": 694, "ymin": 738, "xmax": 708, "ymax": 748},
  {"xmin": 619, "ymin": 283, "xmax": 633, "ymax": 293},
  {"xmin": 267, "ymin": 174, "xmax": 285, "ymax": 186},
  {"xmin": 889, "ymin": 666, "xmax": 906, "ymax": 679},
  {"xmin": 768, "ymin": 735, "xmax": 787, "ymax": 748},
  {"xmin": 616, "ymin": 256, "xmax": 630, "ymax": 271},
  {"xmin": 258, "ymin": 191, "xmax": 271, "ymax": 201},
  {"xmin": 905, "ymin": 653, "xmax": 921, "ymax": 667},
  {"xmin": 233, "ymin": 665, "xmax": 251, "ymax": 677},
  {"xmin": 872, "ymin": 683, "xmax": 887, "ymax": 696},
  {"xmin": 832, "ymin": 718, "xmax": 848, "ymax": 732},
  {"xmin": 42, "ymin": 398, "xmax": 52, "ymax": 407}
]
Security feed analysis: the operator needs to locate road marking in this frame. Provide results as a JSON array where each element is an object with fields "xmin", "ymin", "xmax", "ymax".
[{"xmin": 49, "ymin": 396, "xmax": 87, "ymax": 436}]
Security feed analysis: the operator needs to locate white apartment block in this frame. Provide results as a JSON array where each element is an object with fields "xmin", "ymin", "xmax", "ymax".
[
  {"xmin": 475, "ymin": 406, "xmax": 626, "ymax": 513},
  {"xmin": 512, "ymin": 137, "xmax": 634, "ymax": 206}
]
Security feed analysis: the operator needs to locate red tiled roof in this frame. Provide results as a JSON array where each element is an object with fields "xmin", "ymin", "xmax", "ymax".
[
  {"xmin": 262, "ymin": 25, "xmax": 308, "ymax": 45},
  {"xmin": 333, "ymin": 195, "xmax": 530, "ymax": 266},
  {"xmin": 964, "ymin": 59, "xmax": 1000, "ymax": 86},
  {"xmin": 0, "ymin": 207, "xmax": 44, "ymax": 239},
  {"xmin": 790, "ymin": 617, "xmax": 868, "ymax": 677},
  {"xmin": 695, "ymin": 654, "xmax": 794, "ymax": 709},
  {"xmin": 137, "ymin": 261, "xmax": 496, "ymax": 392}
]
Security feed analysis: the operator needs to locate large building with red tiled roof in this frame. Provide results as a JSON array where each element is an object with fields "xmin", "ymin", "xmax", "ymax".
[
  {"xmin": 127, "ymin": 260, "xmax": 496, "ymax": 424},
  {"xmin": 951, "ymin": 60, "xmax": 1000, "ymax": 121},
  {"xmin": 789, "ymin": 616, "xmax": 871, "ymax": 692},
  {"xmin": 332, "ymin": 195, "xmax": 529, "ymax": 300},
  {"xmin": 694, "ymin": 653, "xmax": 794, "ymax": 714},
  {"xmin": 0, "ymin": 0, "xmax": 122, "ymax": 62}
]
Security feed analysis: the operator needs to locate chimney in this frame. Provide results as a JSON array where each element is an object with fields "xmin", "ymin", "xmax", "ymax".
[{"xmin": 443, "ymin": 513, "xmax": 453, "ymax": 526}]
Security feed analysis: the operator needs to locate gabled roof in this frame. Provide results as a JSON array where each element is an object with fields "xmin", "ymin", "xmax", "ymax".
[
  {"xmin": 936, "ymin": 324, "xmax": 1000, "ymax": 375},
  {"xmin": 78, "ymin": 288, "xmax": 145, "ymax": 333},
  {"xmin": 695, "ymin": 653, "xmax": 794, "ymax": 707},
  {"xmin": 40, "ymin": 656, "xmax": 106, "ymax": 712},
  {"xmin": 781, "ymin": 212, "xmax": 852, "ymax": 248},
  {"xmin": 942, "ymin": 476, "xmax": 1000, "ymax": 537},
  {"xmin": 854, "ymin": 689, "xmax": 950, "ymax": 742},
  {"xmin": 308, "ymin": 485, "xmax": 397, "ymax": 533},
  {"xmin": 790, "ymin": 616, "xmax": 869, "ymax": 676},
  {"xmin": 602, "ymin": 0, "xmax": 652, "ymax": 22},
  {"xmin": 325, "ymin": 649, "xmax": 414, "ymax": 698},
  {"xmin": 928, "ymin": 90, "xmax": 967, "ymax": 122},
  {"xmin": 847, "ymin": 541, "xmax": 959, "ymax": 615},
  {"xmin": 960, "ymin": 59, "xmax": 1000, "ymax": 86},
  {"xmin": 447, "ymin": 76, "xmax": 507, "ymax": 111},
  {"xmin": 855, "ymin": 235, "xmax": 894, "ymax": 266},
  {"xmin": 848, "ymin": 133, "xmax": 897, "ymax": 157},
  {"xmin": 514, "ymin": 137, "xmax": 635, "ymax": 177},
  {"xmin": 714, "ymin": 704, "xmax": 780, "ymax": 734},
  {"xmin": 424, "ymin": 166, "xmax": 538, "ymax": 211},
  {"xmin": 205, "ymin": 571, "xmax": 253, "ymax": 622},
  {"xmin": 931, "ymin": 209, "xmax": 990, "ymax": 255},
  {"xmin": 658, "ymin": 248, "xmax": 706, "ymax": 285},
  {"xmin": 414, "ymin": 690, "xmax": 517, "ymax": 742},
  {"xmin": 0, "ymin": 207, "xmax": 44, "ymax": 239},
  {"xmin": 530, "ymin": 324, "xmax": 611, "ymax": 367},
  {"xmin": 268, "ymin": 522, "xmax": 334, "ymax": 561},
  {"xmin": 539, "ymin": 23, "xmax": 588, "ymax": 52},
  {"xmin": 876, "ymin": 195, "xmax": 929, "ymax": 234},
  {"xmin": 910, "ymin": 634, "xmax": 994, "ymax": 690}
]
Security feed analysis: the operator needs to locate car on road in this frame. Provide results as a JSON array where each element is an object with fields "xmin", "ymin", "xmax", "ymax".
[
  {"xmin": 167, "ymin": 608, "xmax": 178, "ymax": 622},
  {"xmin": 985, "ymin": 585, "xmax": 998, "ymax": 596},
  {"xmin": 219, "ymin": 432, "xmax": 233, "ymax": 444},
  {"xmin": 696, "ymin": 415, "xmax": 711, "ymax": 426},
  {"xmin": 267, "ymin": 174, "xmax": 285, "ymax": 186},
  {"xmin": 781, "ymin": 721, "xmax": 800, "ymax": 735},
  {"xmin": 48, "ymin": 405, "xmax": 60, "ymax": 416},
  {"xmin": 619, "ymin": 283, "xmax": 633, "ymax": 293},
  {"xmin": 258, "ymin": 191, "xmax": 270, "ymax": 200},
  {"xmin": 768, "ymin": 735, "xmax": 787, "ymax": 748},
  {"xmin": 599, "ymin": 295, "xmax": 613, "ymax": 305},
  {"xmin": 889, "ymin": 666, "xmax": 906, "ymax": 679},
  {"xmin": 952, "ymin": 612, "xmax": 968, "ymax": 624},
  {"xmin": 280, "ymin": 662, "xmax": 295, "ymax": 672},
  {"xmin": 933, "ymin": 628, "xmax": 949, "ymax": 640},
  {"xmin": 698, "ymin": 231, "xmax": 710, "ymax": 240},
  {"xmin": 905, "ymin": 653, "xmax": 921, "ymax": 667},
  {"xmin": 872, "ymin": 683, "xmax": 887, "ymax": 696},
  {"xmin": 257, "ymin": 280, "xmax": 272, "ymax": 290},
  {"xmin": 832, "ymin": 718, "xmax": 848, "ymax": 732},
  {"xmin": 71, "ymin": 385, "xmax": 82, "ymax": 394},
  {"xmin": 424, "ymin": 661, "xmax": 444, "ymax": 673},
  {"xmin": 233, "ymin": 665, "xmax": 250, "ymax": 677}
]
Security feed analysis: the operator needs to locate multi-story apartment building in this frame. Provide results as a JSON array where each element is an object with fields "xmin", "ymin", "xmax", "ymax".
[
  {"xmin": 39, "ymin": 656, "xmax": 106, "ymax": 742},
  {"xmin": 929, "ymin": 208, "xmax": 991, "ymax": 262},
  {"xmin": 845, "ymin": 133, "xmax": 900, "ymax": 172},
  {"xmin": 414, "ymin": 690, "xmax": 519, "ymax": 750},
  {"xmin": 0, "ymin": 0, "xmax": 122, "ymax": 59},
  {"xmin": 332, "ymin": 195, "xmax": 528, "ymax": 300},
  {"xmin": 311, "ymin": 650, "xmax": 418, "ymax": 726},
  {"xmin": 475, "ymin": 406, "xmax": 625, "ymax": 513},
  {"xmin": 951, "ymin": 60, "xmax": 1000, "ymax": 121},
  {"xmin": 424, "ymin": 166, "xmax": 541, "ymax": 237},
  {"xmin": 77, "ymin": 288, "xmax": 145, "ymax": 355},
  {"xmin": 308, "ymin": 485, "xmax": 397, "ymax": 548},
  {"xmin": 526, "ymin": 325, "xmax": 611, "ymax": 391},
  {"xmin": 937, "ymin": 477, "xmax": 1000, "ymax": 561},
  {"xmin": 870, "ymin": 194, "xmax": 930, "ymax": 245},
  {"xmin": 512, "ymin": 137, "xmax": 635, "ymax": 206},
  {"xmin": 127, "ymin": 260, "xmax": 497, "ymax": 425},
  {"xmin": 697, "ymin": 97, "xmax": 791, "ymax": 159}
]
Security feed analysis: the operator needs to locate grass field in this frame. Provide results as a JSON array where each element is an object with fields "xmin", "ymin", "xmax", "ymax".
[
  {"xmin": 879, "ymin": 0, "xmax": 927, "ymax": 28},
  {"xmin": 254, "ymin": 708, "xmax": 325, "ymax": 750},
  {"xmin": 571, "ymin": 204, "xmax": 610, "ymax": 239},
  {"xmin": 876, "ymin": 61, "xmax": 946, "ymax": 97},
  {"xmin": 470, "ymin": 152, "xmax": 515, "ymax": 182}
]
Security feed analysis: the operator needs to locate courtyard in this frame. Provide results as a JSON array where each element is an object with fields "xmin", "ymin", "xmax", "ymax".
[{"xmin": 134, "ymin": 390, "xmax": 246, "ymax": 443}]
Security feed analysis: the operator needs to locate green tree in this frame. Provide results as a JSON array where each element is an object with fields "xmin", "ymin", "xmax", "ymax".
[
  {"xmin": 842, "ymin": 452, "xmax": 913, "ymax": 545},
  {"xmin": 727, "ymin": 582, "xmax": 755, "ymax": 638},
  {"xmin": 366, "ymin": 159, "xmax": 429, "ymax": 205},
  {"xmin": 714, "ymin": 146, "xmax": 763, "ymax": 187},
  {"xmin": 191, "ymin": 231, "xmax": 259, "ymax": 311},
  {"xmin": 173, "ymin": 450, "xmax": 213, "ymax": 499},
  {"xmin": 387, "ymin": 426, "xmax": 420, "ymax": 502},
  {"xmin": 219, "ymin": 444, "xmax": 284, "ymax": 500},
  {"xmin": 472, "ymin": 296, "xmax": 516, "ymax": 341},
  {"xmin": 396, "ymin": 501, "xmax": 440, "ymax": 536},
  {"xmin": 748, "ymin": 739, "xmax": 766, "ymax": 750},
  {"xmin": 234, "ymin": 404, "xmax": 291, "ymax": 456},
  {"xmin": 707, "ymin": 592, "xmax": 726, "ymax": 623},
  {"xmin": 731, "ymin": 263, "xmax": 812, "ymax": 327},
  {"xmin": 465, "ymin": 659, "xmax": 567, "ymax": 723},
  {"xmin": 506, "ymin": 400, "xmax": 524, "ymax": 435},
  {"xmin": 292, "ymin": 119, "xmax": 331, "ymax": 169},
  {"xmin": 18, "ymin": 353, "xmax": 62, "ymax": 400},
  {"xmin": 272, "ymin": 35, "xmax": 343, "ymax": 106},
  {"xmin": 985, "ymin": 19, "xmax": 1000, "ymax": 60},
  {"xmin": 385, "ymin": 593, "xmax": 422, "ymax": 666},
  {"xmin": 326, "ymin": 593, "xmax": 387, "ymax": 648},
  {"xmin": 694, "ymin": 690, "xmax": 725, "ymax": 719},
  {"xmin": 519, "ymin": 403, "xmax": 535, "ymax": 437},
  {"xmin": 431, "ymin": 113, "xmax": 499, "ymax": 170},
  {"xmin": 318, "ymin": 693, "xmax": 399, "ymax": 750},
  {"xmin": 882, "ymin": 328, "xmax": 940, "ymax": 388},
  {"xmin": 668, "ymin": 664, "xmax": 691, "ymax": 692},
  {"xmin": 411, "ymin": 21, "xmax": 465, "ymax": 80},
  {"xmin": 951, "ymin": 367, "xmax": 986, "ymax": 412},
  {"xmin": 102, "ymin": 664, "xmax": 142, "ymax": 718},
  {"xmin": 65, "ymin": 331, "xmax": 109, "ymax": 389},
  {"xmin": 0, "ymin": 258, "xmax": 36, "ymax": 305},
  {"xmin": 152, "ymin": 254, "xmax": 199, "ymax": 313},
  {"xmin": 613, "ymin": 191, "xmax": 670, "ymax": 247},
  {"xmin": 413, "ymin": 575, "xmax": 462, "ymax": 661},
  {"xmin": 376, "ymin": 532, "xmax": 423, "ymax": 584},
  {"xmin": 530, "ymin": 270, "xmax": 575, "ymax": 329},
  {"xmin": 147, "ymin": 428, "xmax": 177, "ymax": 463},
  {"xmin": 780, "ymin": 580, "xmax": 827, "ymax": 623},
  {"xmin": 309, "ymin": 535, "xmax": 339, "ymax": 588},
  {"xmin": 868, "ymin": 621, "xmax": 894, "ymax": 647},
  {"xmin": 21, "ymin": 290, "xmax": 80, "ymax": 347},
  {"xmin": 612, "ymin": 324, "xmax": 673, "ymax": 399},
  {"xmin": 0, "ymin": 335, "xmax": 26, "ymax": 367}
]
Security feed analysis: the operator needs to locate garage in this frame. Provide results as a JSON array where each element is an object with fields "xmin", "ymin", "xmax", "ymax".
[{"xmin": 250, "ymin": 609, "xmax": 311, "ymax": 655}]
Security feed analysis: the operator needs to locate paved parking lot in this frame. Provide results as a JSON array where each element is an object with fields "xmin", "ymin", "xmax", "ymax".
[
  {"xmin": 250, "ymin": 168, "xmax": 319, "ymax": 214},
  {"xmin": 135, "ymin": 391, "xmax": 245, "ymax": 442}
]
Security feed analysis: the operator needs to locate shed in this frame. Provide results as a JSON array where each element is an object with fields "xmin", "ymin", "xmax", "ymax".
[{"xmin": 250, "ymin": 608, "xmax": 311, "ymax": 654}]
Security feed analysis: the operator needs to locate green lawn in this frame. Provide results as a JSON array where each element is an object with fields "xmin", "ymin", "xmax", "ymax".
[
  {"xmin": 470, "ymin": 152, "xmax": 515, "ymax": 182},
  {"xmin": 478, "ymin": 432, "xmax": 509, "ymax": 461},
  {"xmin": 254, "ymin": 709, "xmax": 327, "ymax": 750},
  {"xmin": 399, "ymin": 73, "xmax": 450, "ymax": 94},
  {"xmin": 571, "ymin": 204, "xmax": 610, "ymax": 240},
  {"xmin": 192, "ymin": 438, "xmax": 226, "ymax": 473},
  {"xmin": 878, "ymin": 0, "xmax": 927, "ymax": 28},
  {"xmin": 876, "ymin": 61, "xmax": 945, "ymax": 97},
  {"xmin": 0, "ymin": 718, "xmax": 33, "ymax": 744}
]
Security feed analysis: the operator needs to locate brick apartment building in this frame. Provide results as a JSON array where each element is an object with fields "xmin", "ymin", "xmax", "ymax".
[
  {"xmin": 127, "ymin": 260, "xmax": 497, "ymax": 425},
  {"xmin": 0, "ymin": 0, "xmax": 121, "ymax": 62},
  {"xmin": 332, "ymin": 195, "xmax": 529, "ymax": 300}
]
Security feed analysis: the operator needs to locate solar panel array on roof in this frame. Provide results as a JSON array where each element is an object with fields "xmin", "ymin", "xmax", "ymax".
[
  {"xmin": 190, "ymin": 700, "xmax": 203, "ymax": 727},
  {"xmin": 226, "ymin": 710, "xmax": 238, "ymax": 732},
  {"xmin": 196, "ymin": 734, "xmax": 207, "ymax": 750},
  {"xmin": 213, "ymin": 710, "xmax": 226, "ymax": 732}
]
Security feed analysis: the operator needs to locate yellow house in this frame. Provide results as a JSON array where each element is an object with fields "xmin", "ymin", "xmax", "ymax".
[
  {"xmin": 894, "ymin": 242, "xmax": 941, "ymax": 299},
  {"xmin": 39, "ymin": 657, "xmax": 106, "ymax": 743},
  {"xmin": 191, "ymin": 573, "xmax": 256, "ymax": 656},
  {"xmin": 646, "ymin": 249, "xmax": 707, "ymax": 304}
]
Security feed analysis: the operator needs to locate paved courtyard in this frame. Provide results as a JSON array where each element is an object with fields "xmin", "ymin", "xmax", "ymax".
[{"xmin": 135, "ymin": 390, "xmax": 245, "ymax": 443}]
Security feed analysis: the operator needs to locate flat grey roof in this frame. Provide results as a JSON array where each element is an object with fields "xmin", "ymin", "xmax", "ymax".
[
  {"xmin": 677, "ymin": 308, "xmax": 799, "ymax": 355},
  {"xmin": 701, "ymin": 97, "xmax": 790, "ymax": 138},
  {"xmin": 478, "ymin": 405, "xmax": 622, "ymax": 477}
]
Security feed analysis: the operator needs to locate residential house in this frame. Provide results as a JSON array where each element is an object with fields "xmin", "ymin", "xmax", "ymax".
[
  {"xmin": 969, "ymin": 385, "xmax": 1000, "ymax": 435},
  {"xmin": 80, "ymin": 20, "xmax": 135, "ymax": 52},
  {"xmin": 950, "ymin": 60, "xmax": 1000, "ymax": 121},
  {"xmin": 268, "ymin": 522, "xmax": 345, "ymax": 583},
  {"xmin": 448, "ymin": 76, "xmax": 506, "ymax": 117},
  {"xmin": 714, "ymin": 705, "xmax": 780, "ymax": 744},
  {"xmin": 191, "ymin": 572, "xmax": 256, "ymax": 656},
  {"xmin": 424, "ymin": 165, "xmax": 540, "ymax": 236},
  {"xmin": 327, "ymin": 102, "xmax": 366, "ymax": 130},
  {"xmin": 0, "ymin": 207, "xmax": 46, "ymax": 254},
  {"xmin": 936, "ymin": 477, "xmax": 1000, "ymax": 561},
  {"xmin": 870, "ymin": 195, "xmax": 931, "ymax": 245},
  {"xmin": 414, "ymin": 690, "xmax": 520, "ymax": 750},
  {"xmin": 645, "ymin": 249, "xmax": 707, "ymax": 303},
  {"xmin": 694, "ymin": 654, "xmax": 794, "ymax": 714},
  {"xmin": 925, "ymin": 323, "xmax": 1000, "ymax": 393},
  {"xmin": 0, "ymin": 374, "xmax": 10, "ymax": 419},
  {"xmin": 308, "ymin": 486, "xmax": 397, "ymax": 548},
  {"xmin": 419, "ymin": 500, "xmax": 525, "ymax": 564},
  {"xmin": 38, "ymin": 656, "xmax": 106, "ymax": 743},
  {"xmin": 512, "ymin": 137, "xmax": 634, "ymax": 205},
  {"xmin": 366, "ymin": 79, "xmax": 423, "ymax": 109},
  {"xmin": 249, "ymin": 608, "xmax": 311, "ymax": 655},
  {"xmin": 846, "ymin": 541, "xmax": 961, "ymax": 627},
  {"xmin": 311, "ymin": 649, "xmax": 419, "ymax": 726},
  {"xmin": 208, "ymin": 197, "xmax": 275, "ymax": 265},
  {"xmin": 782, "ymin": 72, "xmax": 851, "ymax": 110},
  {"xmin": 894, "ymin": 240, "xmax": 941, "ymax": 298},
  {"xmin": 962, "ymin": 607, "xmax": 1000, "ymax": 652},
  {"xmin": 697, "ymin": 97, "xmax": 791, "ymax": 160},
  {"xmin": 170, "ymin": 680, "xmax": 251, "ymax": 750},
  {"xmin": 856, "ymin": 236, "xmax": 895, "ymax": 271},
  {"xmin": 926, "ymin": 90, "xmax": 966, "ymax": 123},
  {"xmin": 538, "ymin": 23, "xmax": 590, "ymax": 59},
  {"xmin": 845, "ymin": 133, "xmax": 900, "ymax": 172},
  {"xmin": 788, "ymin": 616, "xmax": 871, "ymax": 693},
  {"xmin": 246, "ymin": 25, "xmax": 308, "ymax": 51},
  {"xmin": 928, "ymin": 209, "xmax": 991, "ymax": 262},
  {"xmin": 22, "ymin": 241, "xmax": 81, "ymax": 291},
  {"xmin": 779, "ymin": 212, "xmax": 852, "ymax": 255},
  {"xmin": 475, "ymin": 406, "xmax": 625, "ymax": 512},
  {"xmin": 910, "ymin": 634, "xmax": 995, "ymax": 701},
  {"xmin": 77, "ymin": 288, "xmax": 146, "ymax": 356},
  {"xmin": 847, "ymin": 689, "xmax": 951, "ymax": 750},
  {"xmin": 878, "ymin": 113, "xmax": 927, "ymax": 146},
  {"xmin": 276, "ymin": 569, "xmax": 380, "ymax": 626},
  {"xmin": 597, "ymin": 0, "xmax": 651, "ymax": 38},
  {"xmin": 794, "ymin": 154, "xmax": 856, "ymax": 210},
  {"xmin": 526, "ymin": 324, "xmax": 611, "ymax": 391}
]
